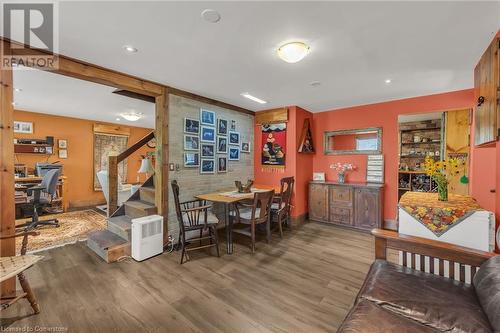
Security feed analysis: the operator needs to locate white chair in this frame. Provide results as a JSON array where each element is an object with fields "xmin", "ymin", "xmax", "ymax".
[{"xmin": 96, "ymin": 170, "xmax": 132, "ymax": 213}]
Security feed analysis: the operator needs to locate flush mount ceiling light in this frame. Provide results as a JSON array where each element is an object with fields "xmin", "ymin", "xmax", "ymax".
[
  {"xmin": 241, "ymin": 92, "xmax": 267, "ymax": 104},
  {"xmin": 201, "ymin": 9, "xmax": 221, "ymax": 23},
  {"xmin": 277, "ymin": 42, "xmax": 310, "ymax": 63},
  {"xmin": 123, "ymin": 45, "xmax": 138, "ymax": 53},
  {"xmin": 120, "ymin": 111, "xmax": 143, "ymax": 121}
]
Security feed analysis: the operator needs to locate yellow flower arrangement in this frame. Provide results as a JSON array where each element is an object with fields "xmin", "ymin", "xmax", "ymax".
[{"xmin": 423, "ymin": 156, "xmax": 461, "ymax": 201}]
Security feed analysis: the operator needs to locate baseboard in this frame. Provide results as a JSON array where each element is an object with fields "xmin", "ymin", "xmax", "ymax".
[
  {"xmin": 383, "ymin": 219, "xmax": 398, "ymax": 231},
  {"xmin": 291, "ymin": 213, "xmax": 308, "ymax": 227}
]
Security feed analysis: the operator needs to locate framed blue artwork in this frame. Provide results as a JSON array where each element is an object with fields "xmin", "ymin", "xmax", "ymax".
[
  {"xmin": 201, "ymin": 126, "xmax": 216, "ymax": 143},
  {"xmin": 229, "ymin": 131, "xmax": 240, "ymax": 145},
  {"xmin": 200, "ymin": 108, "xmax": 216, "ymax": 126},
  {"xmin": 217, "ymin": 136, "xmax": 228, "ymax": 153},
  {"xmin": 200, "ymin": 159, "xmax": 215, "ymax": 174},
  {"xmin": 229, "ymin": 147, "xmax": 240, "ymax": 161}
]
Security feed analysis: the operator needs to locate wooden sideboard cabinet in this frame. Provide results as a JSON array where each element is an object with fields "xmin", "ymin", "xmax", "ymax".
[
  {"xmin": 474, "ymin": 36, "xmax": 499, "ymax": 146},
  {"xmin": 309, "ymin": 181, "xmax": 384, "ymax": 231}
]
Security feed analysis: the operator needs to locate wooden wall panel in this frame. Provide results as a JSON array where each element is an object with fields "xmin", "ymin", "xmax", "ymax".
[
  {"xmin": 446, "ymin": 109, "xmax": 471, "ymax": 195},
  {"xmin": 155, "ymin": 89, "xmax": 169, "ymax": 244},
  {"xmin": 255, "ymin": 108, "xmax": 288, "ymax": 124}
]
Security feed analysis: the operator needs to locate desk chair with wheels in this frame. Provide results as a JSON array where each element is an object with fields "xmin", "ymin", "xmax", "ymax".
[{"xmin": 17, "ymin": 169, "xmax": 61, "ymax": 230}]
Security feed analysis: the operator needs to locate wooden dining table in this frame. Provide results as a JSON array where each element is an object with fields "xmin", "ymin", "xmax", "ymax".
[{"xmin": 195, "ymin": 184, "xmax": 277, "ymax": 254}]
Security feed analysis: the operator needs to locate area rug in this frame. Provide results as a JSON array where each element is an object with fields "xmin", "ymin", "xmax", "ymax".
[{"xmin": 15, "ymin": 210, "xmax": 107, "ymax": 254}]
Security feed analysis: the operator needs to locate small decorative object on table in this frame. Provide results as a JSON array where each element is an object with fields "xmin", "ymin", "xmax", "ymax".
[
  {"xmin": 423, "ymin": 156, "xmax": 461, "ymax": 201},
  {"xmin": 330, "ymin": 162, "xmax": 355, "ymax": 184},
  {"xmin": 235, "ymin": 179, "xmax": 253, "ymax": 193}
]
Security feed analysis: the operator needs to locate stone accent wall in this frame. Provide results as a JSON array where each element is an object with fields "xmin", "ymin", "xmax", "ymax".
[{"xmin": 167, "ymin": 95, "xmax": 254, "ymax": 241}]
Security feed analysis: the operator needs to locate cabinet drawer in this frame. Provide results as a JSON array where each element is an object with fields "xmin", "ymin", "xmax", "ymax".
[
  {"xmin": 329, "ymin": 186, "xmax": 352, "ymax": 205},
  {"xmin": 329, "ymin": 206, "xmax": 353, "ymax": 225}
]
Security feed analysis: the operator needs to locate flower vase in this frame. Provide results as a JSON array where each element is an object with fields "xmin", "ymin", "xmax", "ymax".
[
  {"xmin": 436, "ymin": 180, "xmax": 448, "ymax": 201},
  {"xmin": 338, "ymin": 172, "xmax": 346, "ymax": 184}
]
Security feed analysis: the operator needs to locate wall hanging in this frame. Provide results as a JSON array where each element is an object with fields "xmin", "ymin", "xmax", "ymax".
[
  {"xmin": 298, "ymin": 118, "xmax": 314, "ymax": 153},
  {"xmin": 261, "ymin": 123, "xmax": 286, "ymax": 171}
]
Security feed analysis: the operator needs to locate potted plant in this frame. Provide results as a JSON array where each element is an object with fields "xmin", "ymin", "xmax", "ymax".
[
  {"xmin": 329, "ymin": 162, "xmax": 355, "ymax": 184},
  {"xmin": 423, "ymin": 156, "xmax": 461, "ymax": 201}
]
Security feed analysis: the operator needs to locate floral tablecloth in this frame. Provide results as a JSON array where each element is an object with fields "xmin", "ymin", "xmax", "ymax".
[{"xmin": 399, "ymin": 192, "xmax": 483, "ymax": 237}]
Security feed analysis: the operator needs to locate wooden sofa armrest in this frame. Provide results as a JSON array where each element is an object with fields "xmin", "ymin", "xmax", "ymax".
[{"xmin": 372, "ymin": 229, "xmax": 495, "ymax": 268}]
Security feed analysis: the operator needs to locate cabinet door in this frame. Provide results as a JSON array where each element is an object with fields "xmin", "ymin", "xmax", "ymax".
[
  {"xmin": 474, "ymin": 38, "xmax": 499, "ymax": 146},
  {"xmin": 354, "ymin": 188, "xmax": 380, "ymax": 230},
  {"xmin": 309, "ymin": 184, "xmax": 328, "ymax": 222},
  {"xmin": 329, "ymin": 186, "xmax": 352, "ymax": 206}
]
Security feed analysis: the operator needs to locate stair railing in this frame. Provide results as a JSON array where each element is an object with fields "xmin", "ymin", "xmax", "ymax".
[{"xmin": 108, "ymin": 131, "xmax": 155, "ymax": 215}]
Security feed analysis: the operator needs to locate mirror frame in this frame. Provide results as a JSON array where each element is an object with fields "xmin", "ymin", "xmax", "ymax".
[{"xmin": 324, "ymin": 127, "xmax": 383, "ymax": 155}]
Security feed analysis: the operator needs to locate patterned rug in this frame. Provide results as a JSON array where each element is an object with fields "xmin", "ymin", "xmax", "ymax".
[{"xmin": 15, "ymin": 210, "xmax": 107, "ymax": 254}]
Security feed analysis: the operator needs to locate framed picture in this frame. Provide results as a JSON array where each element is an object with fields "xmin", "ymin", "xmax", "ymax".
[
  {"xmin": 201, "ymin": 144, "xmax": 215, "ymax": 158},
  {"xmin": 184, "ymin": 152, "xmax": 199, "ymax": 167},
  {"xmin": 313, "ymin": 172, "xmax": 325, "ymax": 181},
  {"xmin": 184, "ymin": 118, "xmax": 200, "ymax": 134},
  {"xmin": 230, "ymin": 120, "xmax": 236, "ymax": 131},
  {"xmin": 200, "ymin": 159, "xmax": 215, "ymax": 174},
  {"xmin": 58, "ymin": 149, "xmax": 67, "ymax": 158},
  {"xmin": 184, "ymin": 135, "xmax": 200, "ymax": 151},
  {"xmin": 229, "ymin": 147, "xmax": 240, "ymax": 161},
  {"xmin": 217, "ymin": 119, "xmax": 228, "ymax": 136},
  {"xmin": 200, "ymin": 108, "xmax": 215, "ymax": 126},
  {"xmin": 218, "ymin": 157, "xmax": 227, "ymax": 173},
  {"xmin": 217, "ymin": 136, "xmax": 228, "ymax": 153},
  {"xmin": 201, "ymin": 126, "xmax": 216, "ymax": 143},
  {"xmin": 229, "ymin": 131, "xmax": 240, "ymax": 145},
  {"xmin": 241, "ymin": 142, "xmax": 250, "ymax": 153},
  {"xmin": 13, "ymin": 121, "xmax": 33, "ymax": 134},
  {"xmin": 58, "ymin": 139, "xmax": 67, "ymax": 149}
]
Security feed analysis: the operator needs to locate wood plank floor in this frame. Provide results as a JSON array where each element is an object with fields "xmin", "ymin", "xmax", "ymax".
[{"xmin": 1, "ymin": 222, "xmax": 375, "ymax": 333}]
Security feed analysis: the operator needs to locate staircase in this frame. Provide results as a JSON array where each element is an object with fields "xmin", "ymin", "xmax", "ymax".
[{"xmin": 87, "ymin": 177, "xmax": 156, "ymax": 263}]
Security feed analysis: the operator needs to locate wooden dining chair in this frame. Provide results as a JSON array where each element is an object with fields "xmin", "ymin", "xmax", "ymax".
[
  {"xmin": 271, "ymin": 176, "xmax": 295, "ymax": 237},
  {"xmin": 171, "ymin": 180, "xmax": 220, "ymax": 264},
  {"xmin": 0, "ymin": 231, "xmax": 42, "ymax": 314},
  {"xmin": 231, "ymin": 190, "xmax": 275, "ymax": 253}
]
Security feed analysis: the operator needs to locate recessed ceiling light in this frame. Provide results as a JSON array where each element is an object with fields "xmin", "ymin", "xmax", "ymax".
[
  {"xmin": 120, "ymin": 111, "xmax": 143, "ymax": 121},
  {"xmin": 12, "ymin": 102, "xmax": 17, "ymax": 106},
  {"xmin": 241, "ymin": 92, "xmax": 267, "ymax": 104},
  {"xmin": 201, "ymin": 9, "xmax": 221, "ymax": 23},
  {"xmin": 277, "ymin": 42, "xmax": 310, "ymax": 63},
  {"xmin": 310, "ymin": 81, "xmax": 321, "ymax": 87},
  {"xmin": 14, "ymin": 88, "xmax": 22, "ymax": 92},
  {"xmin": 385, "ymin": 79, "xmax": 392, "ymax": 84},
  {"xmin": 116, "ymin": 117, "xmax": 121, "ymax": 121},
  {"xmin": 123, "ymin": 45, "xmax": 138, "ymax": 53}
]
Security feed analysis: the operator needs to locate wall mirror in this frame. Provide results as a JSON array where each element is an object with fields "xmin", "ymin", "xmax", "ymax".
[{"xmin": 324, "ymin": 127, "xmax": 382, "ymax": 155}]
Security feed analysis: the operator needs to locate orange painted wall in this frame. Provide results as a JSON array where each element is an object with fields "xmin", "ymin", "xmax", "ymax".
[
  {"xmin": 313, "ymin": 89, "xmax": 475, "ymax": 221},
  {"xmin": 254, "ymin": 106, "xmax": 313, "ymax": 217},
  {"xmin": 14, "ymin": 110, "xmax": 153, "ymax": 208}
]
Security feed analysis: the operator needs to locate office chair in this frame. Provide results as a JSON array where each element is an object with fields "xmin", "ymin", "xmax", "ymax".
[{"xmin": 17, "ymin": 169, "xmax": 61, "ymax": 230}]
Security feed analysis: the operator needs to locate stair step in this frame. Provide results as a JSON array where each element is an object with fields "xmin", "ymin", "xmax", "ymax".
[
  {"xmin": 87, "ymin": 230, "xmax": 130, "ymax": 263},
  {"xmin": 108, "ymin": 215, "xmax": 132, "ymax": 241},
  {"xmin": 139, "ymin": 186, "xmax": 155, "ymax": 204},
  {"xmin": 124, "ymin": 200, "xmax": 157, "ymax": 218}
]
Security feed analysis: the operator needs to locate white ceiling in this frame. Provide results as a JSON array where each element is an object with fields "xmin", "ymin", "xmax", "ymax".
[
  {"xmin": 13, "ymin": 68, "xmax": 155, "ymax": 128},
  {"xmin": 7, "ymin": 1, "xmax": 500, "ymax": 113}
]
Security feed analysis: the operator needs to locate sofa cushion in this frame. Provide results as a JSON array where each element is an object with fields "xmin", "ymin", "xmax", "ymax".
[
  {"xmin": 338, "ymin": 300, "xmax": 437, "ymax": 333},
  {"xmin": 473, "ymin": 255, "xmax": 500, "ymax": 332},
  {"xmin": 357, "ymin": 260, "xmax": 491, "ymax": 333}
]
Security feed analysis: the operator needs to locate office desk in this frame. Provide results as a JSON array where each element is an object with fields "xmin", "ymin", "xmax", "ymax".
[{"xmin": 15, "ymin": 176, "xmax": 68, "ymax": 212}]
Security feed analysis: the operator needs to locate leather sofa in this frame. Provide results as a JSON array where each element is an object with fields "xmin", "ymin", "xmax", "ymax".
[{"xmin": 338, "ymin": 229, "xmax": 500, "ymax": 333}]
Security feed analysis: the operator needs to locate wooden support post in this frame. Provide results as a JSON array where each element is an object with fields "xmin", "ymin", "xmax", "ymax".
[
  {"xmin": 155, "ymin": 88, "xmax": 169, "ymax": 244},
  {"xmin": 0, "ymin": 40, "xmax": 16, "ymax": 297},
  {"xmin": 374, "ymin": 237, "xmax": 387, "ymax": 260},
  {"xmin": 108, "ymin": 156, "xmax": 118, "ymax": 216}
]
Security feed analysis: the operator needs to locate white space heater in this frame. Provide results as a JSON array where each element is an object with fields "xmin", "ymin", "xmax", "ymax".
[{"xmin": 131, "ymin": 214, "xmax": 163, "ymax": 261}]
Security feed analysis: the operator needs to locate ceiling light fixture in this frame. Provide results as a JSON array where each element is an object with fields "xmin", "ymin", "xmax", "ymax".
[
  {"xmin": 123, "ymin": 45, "xmax": 138, "ymax": 53},
  {"xmin": 116, "ymin": 117, "xmax": 121, "ymax": 121},
  {"xmin": 201, "ymin": 9, "xmax": 221, "ymax": 23},
  {"xmin": 277, "ymin": 42, "xmax": 310, "ymax": 63},
  {"xmin": 14, "ymin": 88, "xmax": 22, "ymax": 92},
  {"xmin": 120, "ymin": 111, "xmax": 143, "ymax": 121},
  {"xmin": 385, "ymin": 79, "xmax": 392, "ymax": 84},
  {"xmin": 241, "ymin": 92, "xmax": 267, "ymax": 104}
]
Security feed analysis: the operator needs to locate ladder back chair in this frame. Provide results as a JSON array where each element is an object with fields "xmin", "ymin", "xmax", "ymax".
[
  {"xmin": 271, "ymin": 176, "xmax": 294, "ymax": 237},
  {"xmin": 232, "ymin": 189, "xmax": 275, "ymax": 253},
  {"xmin": 171, "ymin": 180, "xmax": 220, "ymax": 264},
  {"xmin": 0, "ymin": 231, "xmax": 42, "ymax": 314}
]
